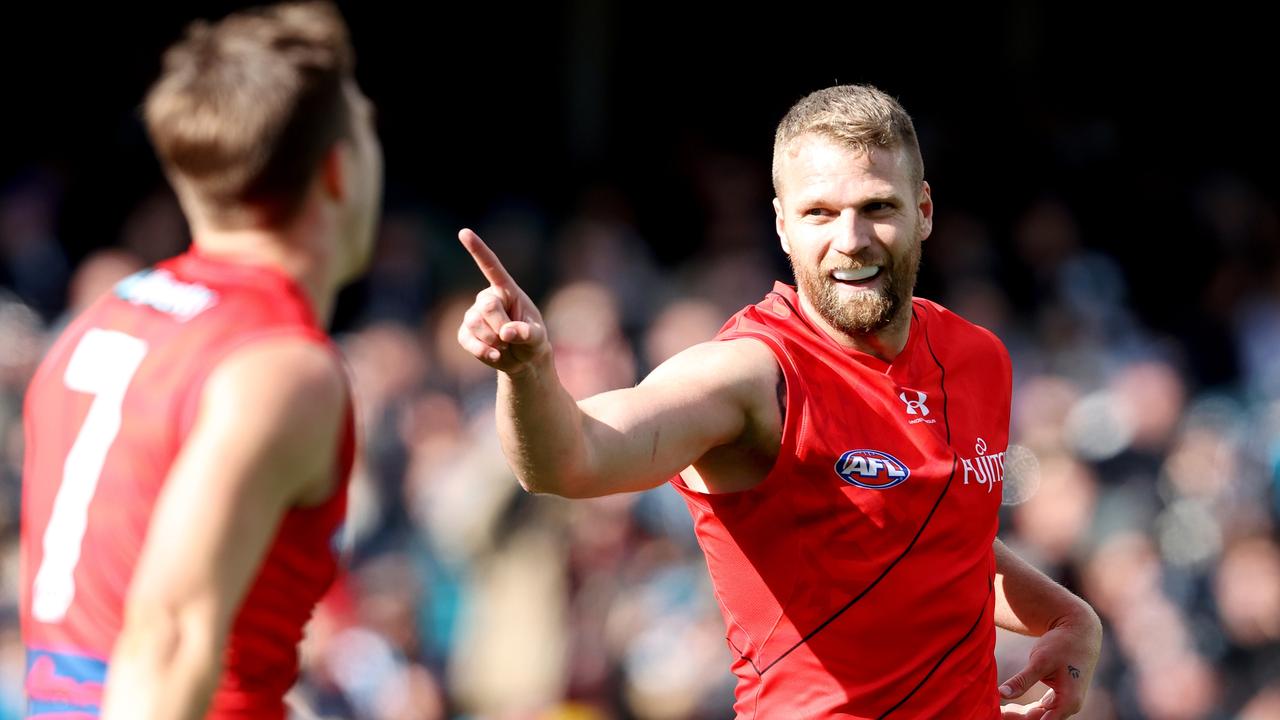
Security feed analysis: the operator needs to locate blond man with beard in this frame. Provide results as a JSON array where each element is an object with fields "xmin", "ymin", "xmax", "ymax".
[{"xmin": 458, "ymin": 85, "xmax": 1101, "ymax": 719}]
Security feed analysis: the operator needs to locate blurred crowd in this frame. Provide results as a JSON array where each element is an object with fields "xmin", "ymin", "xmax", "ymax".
[{"xmin": 0, "ymin": 145, "xmax": 1277, "ymax": 720}]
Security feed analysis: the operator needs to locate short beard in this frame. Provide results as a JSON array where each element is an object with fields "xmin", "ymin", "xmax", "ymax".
[{"xmin": 790, "ymin": 236, "xmax": 921, "ymax": 336}]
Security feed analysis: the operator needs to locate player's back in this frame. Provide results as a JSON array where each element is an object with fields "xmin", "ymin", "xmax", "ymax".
[{"xmin": 20, "ymin": 248, "xmax": 353, "ymax": 719}]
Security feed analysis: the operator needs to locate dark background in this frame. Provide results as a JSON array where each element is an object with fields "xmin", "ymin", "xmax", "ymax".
[{"xmin": 2, "ymin": 2, "xmax": 1274, "ymax": 363}]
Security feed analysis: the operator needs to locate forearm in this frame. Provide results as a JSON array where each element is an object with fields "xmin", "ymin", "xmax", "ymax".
[
  {"xmin": 993, "ymin": 539, "xmax": 1103, "ymax": 710},
  {"xmin": 497, "ymin": 354, "xmax": 594, "ymax": 496},
  {"xmin": 101, "ymin": 613, "xmax": 222, "ymax": 720},
  {"xmin": 460, "ymin": 231, "xmax": 750, "ymax": 498},
  {"xmin": 993, "ymin": 539, "xmax": 1099, "ymax": 637}
]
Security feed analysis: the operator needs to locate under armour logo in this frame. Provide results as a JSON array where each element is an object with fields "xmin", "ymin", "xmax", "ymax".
[{"xmin": 899, "ymin": 390, "xmax": 929, "ymax": 417}]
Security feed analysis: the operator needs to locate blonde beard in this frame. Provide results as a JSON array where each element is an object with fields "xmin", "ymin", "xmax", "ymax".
[{"xmin": 790, "ymin": 235, "xmax": 921, "ymax": 335}]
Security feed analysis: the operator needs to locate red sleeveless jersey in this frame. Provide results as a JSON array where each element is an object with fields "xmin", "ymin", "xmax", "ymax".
[
  {"xmin": 673, "ymin": 283, "xmax": 1011, "ymax": 719},
  {"xmin": 20, "ymin": 249, "xmax": 354, "ymax": 719}
]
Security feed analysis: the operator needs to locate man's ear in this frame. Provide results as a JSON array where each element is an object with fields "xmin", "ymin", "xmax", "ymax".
[
  {"xmin": 774, "ymin": 197, "xmax": 791, "ymax": 255},
  {"xmin": 917, "ymin": 180, "xmax": 933, "ymax": 242}
]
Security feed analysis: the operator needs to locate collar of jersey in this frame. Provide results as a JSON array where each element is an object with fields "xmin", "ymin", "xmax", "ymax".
[
  {"xmin": 165, "ymin": 247, "xmax": 319, "ymax": 329},
  {"xmin": 768, "ymin": 281, "xmax": 920, "ymax": 375}
]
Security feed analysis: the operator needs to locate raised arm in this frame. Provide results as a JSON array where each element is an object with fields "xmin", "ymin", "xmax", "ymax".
[{"xmin": 456, "ymin": 228, "xmax": 779, "ymax": 498}]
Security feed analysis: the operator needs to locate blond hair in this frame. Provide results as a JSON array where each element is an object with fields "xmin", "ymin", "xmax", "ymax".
[
  {"xmin": 772, "ymin": 84, "xmax": 924, "ymax": 196},
  {"xmin": 144, "ymin": 1, "xmax": 355, "ymax": 227}
]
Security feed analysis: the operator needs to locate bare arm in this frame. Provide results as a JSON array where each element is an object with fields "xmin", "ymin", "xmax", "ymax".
[
  {"xmin": 100, "ymin": 338, "xmax": 347, "ymax": 720},
  {"xmin": 456, "ymin": 229, "xmax": 778, "ymax": 498},
  {"xmin": 994, "ymin": 538, "xmax": 1102, "ymax": 720}
]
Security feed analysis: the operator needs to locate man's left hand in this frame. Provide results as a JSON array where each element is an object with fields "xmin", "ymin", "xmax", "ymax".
[{"xmin": 997, "ymin": 608, "xmax": 1103, "ymax": 720}]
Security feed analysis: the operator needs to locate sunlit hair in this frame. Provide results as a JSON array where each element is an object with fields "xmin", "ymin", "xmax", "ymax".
[
  {"xmin": 772, "ymin": 84, "xmax": 924, "ymax": 197},
  {"xmin": 144, "ymin": 1, "xmax": 355, "ymax": 228}
]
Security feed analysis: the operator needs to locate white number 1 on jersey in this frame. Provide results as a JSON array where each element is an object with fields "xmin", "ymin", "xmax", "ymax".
[{"xmin": 32, "ymin": 329, "xmax": 148, "ymax": 623}]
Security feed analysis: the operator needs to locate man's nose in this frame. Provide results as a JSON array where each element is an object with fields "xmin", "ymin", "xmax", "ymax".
[{"xmin": 830, "ymin": 209, "xmax": 874, "ymax": 255}]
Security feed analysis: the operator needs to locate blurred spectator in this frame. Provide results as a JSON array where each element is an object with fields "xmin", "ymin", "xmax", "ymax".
[
  {"xmin": 63, "ymin": 248, "xmax": 144, "ymax": 318},
  {"xmin": 0, "ymin": 172, "xmax": 69, "ymax": 321},
  {"xmin": 543, "ymin": 281, "xmax": 634, "ymax": 400},
  {"xmin": 117, "ymin": 190, "xmax": 187, "ymax": 266},
  {"xmin": 642, "ymin": 298, "xmax": 723, "ymax": 371},
  {"xmin": 360, "ymin": 211, "xmax": 433, "ymax": 327},
  {"xmin": 4, "ymin": 99, "xmax": 1279, "ymax": 718},
  {"xmin": 0, "ymin": 603, "xmax": 22, "ymax": 720},
  {"xmin": 1240, "ymin": 683, "xmax": 1280, "ymax": 720}
]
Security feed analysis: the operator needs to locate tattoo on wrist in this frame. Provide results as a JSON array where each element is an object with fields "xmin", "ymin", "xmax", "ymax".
[{"xmin": 1068, "ymin": 665, "xmax": 1080, "ymax": 679}]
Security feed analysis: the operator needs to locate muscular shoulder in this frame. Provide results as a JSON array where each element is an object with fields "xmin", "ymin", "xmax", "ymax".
[
  {"xmin": 640, "ymin": 337, "xmax": 783, "ymax": 447},
  {"xmin": 198, "ymin": 337, "xmax": 348, "ymax": 503},
  {"xmin": 915, "ymin": 298, "xmax": 1010, "ymax": 367},
  {"xmin": 208, "ymin": 334, "xmax": 344, "ymax": 396},
  {"xmin": 642, "ymin": 337, "xmax": 779, "ymax": 397}
]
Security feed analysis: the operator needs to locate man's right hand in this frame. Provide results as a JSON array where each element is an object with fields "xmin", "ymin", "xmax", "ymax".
[
  {"xmin": 454, "ymin": 226, "xmax": 775, "ymax": 498},
  {"xmin": 456, "ymin": 228, "xmax": 550, "ymax": 375}
]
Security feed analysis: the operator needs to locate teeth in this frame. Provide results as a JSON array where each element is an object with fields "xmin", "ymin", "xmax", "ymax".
[{"xmin": 832, "ymin": 266, "xmax": 880, "ymax": 282}]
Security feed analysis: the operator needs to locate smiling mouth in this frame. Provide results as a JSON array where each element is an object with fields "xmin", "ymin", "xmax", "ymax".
[{"xmin": 831, "ymin": 266, "xmax": 882, "ymax": 284}]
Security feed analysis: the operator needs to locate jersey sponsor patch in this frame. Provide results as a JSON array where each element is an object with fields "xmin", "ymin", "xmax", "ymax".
[
  {"xmin": 24, "ymin": 648, "xmax": 105, "ymax": 716},
  {"xmin": 834, "ymin": 449, "xmax": 911, "ymax": 490},
  {"xmin": 960, "ymin": 437, "xmax": 1006, "ymax": 493},
  {"xmin": 114, "ymin": 269, "xmax": 217, "ymax": 321}
]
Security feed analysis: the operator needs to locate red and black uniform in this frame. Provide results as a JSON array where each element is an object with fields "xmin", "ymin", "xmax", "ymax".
[
  {"xmin": 673, "ymin": 283, "xmax": 1012, "ymax": 719},
  {"xmin": 21, "ymin": 249, "xmax": 354, "ymax": 719}
]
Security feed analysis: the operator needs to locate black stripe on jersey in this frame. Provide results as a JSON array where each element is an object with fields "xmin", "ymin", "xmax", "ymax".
[
  {"xmin": 874, "ymin": 302, "xmax": 990, "ymax": 716},
  {"xmin": 878, "ymin": 576, "xmax": 995, "ymax": 718},
  {"xmin": 917, "ymin": 302, "xmax": 951, "ymax": 444},
  {"xmin": 775, "ymin": 371, "xmax": 787, "ymax": 429},
  {"xmin": 749, "ymin": 303, "xmax": 957, "ymax": 677}
]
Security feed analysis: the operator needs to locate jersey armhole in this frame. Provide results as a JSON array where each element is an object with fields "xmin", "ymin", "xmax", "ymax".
[
  {"xmin": 174, "ymin": 326, "xmax": 352, "ymax": 506},
  {"xmin": 669, "ymin": 329, "xmax": 805, "ymax": 501}
]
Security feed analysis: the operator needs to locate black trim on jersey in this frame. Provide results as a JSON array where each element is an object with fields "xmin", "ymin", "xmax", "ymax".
[
  {"xmin": 775, "ymin": 372, "xmax": 788, "ymax": 429},
  {"xmin": 877, "ymin": 577, "xmax": 994, "ymax": 718},
  {"xmin": 875, "ymin": 302, "xmax": 989, "ymax": 717},
  {"xmin": 917, "ymin": 303, "xmax": 951, "ymax": 445},
  {"xmin": 746, "ymin": 302, "xmax": 958, "ymax": 677}
]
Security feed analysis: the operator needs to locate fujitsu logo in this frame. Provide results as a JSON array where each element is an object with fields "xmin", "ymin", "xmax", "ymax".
[{"xmin": 961, "ymin": 437, "xmax": 1005, "ymax": 493}]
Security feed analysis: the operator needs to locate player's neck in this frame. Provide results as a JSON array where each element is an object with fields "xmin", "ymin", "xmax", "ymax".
[
  {"xmin": 190, "ymin": 219, "xmax": 340, "ymax": 326},
  {"xmin": 796, "ymin": 292, "xmax": 912, "ymax": 362}
]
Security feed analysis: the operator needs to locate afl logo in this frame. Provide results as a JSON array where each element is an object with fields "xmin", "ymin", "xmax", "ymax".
[{"xmin": 834, "ymin": 449, "xmax": 911, "ymax": 490}]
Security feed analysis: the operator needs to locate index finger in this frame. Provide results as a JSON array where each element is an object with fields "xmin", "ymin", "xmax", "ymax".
[{"xmin": 458, "ymin": 228, "xmax": 518, "ymax": 290}]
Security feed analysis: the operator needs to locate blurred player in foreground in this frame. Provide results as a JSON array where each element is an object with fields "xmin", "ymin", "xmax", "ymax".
[
  {"xmin": 458, "ymin": 85, "xmax": 1101, "ymax": 719},
  {"xmin": 20, "ymin": 2, "xmax": 380, "ymax": 718}
]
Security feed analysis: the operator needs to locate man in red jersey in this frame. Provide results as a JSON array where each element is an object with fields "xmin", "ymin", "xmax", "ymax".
[
  {"xmin": 19, "ymin": 3, "xmax": 381, "ymax": 718},
  {"xmin": 457, "ymin": 85, "xmax": 1101, "ymax": 719}
]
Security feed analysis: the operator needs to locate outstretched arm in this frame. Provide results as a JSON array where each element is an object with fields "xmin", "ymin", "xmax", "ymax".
[
  {"xmin": 456, "ymin": 228, "xmax": 778, "ymax": 498},
  {"xmin": 994, "ymin": 539, "xmax": 1102, "ymax": 720}
]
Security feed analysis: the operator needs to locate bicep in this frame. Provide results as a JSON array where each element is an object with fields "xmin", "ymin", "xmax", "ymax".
[
  {"xmin": 123, "ymin": 339, "xmax": 346, "ymax": 635},
  {"xmin": 570, "ymin": 338, "xmax": 778, "ymax": 497}
]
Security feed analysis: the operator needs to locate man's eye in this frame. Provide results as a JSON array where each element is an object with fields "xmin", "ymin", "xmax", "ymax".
[{"xmin": 805, "ymin": 208, "xmax": 829, "ymax": 216}]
